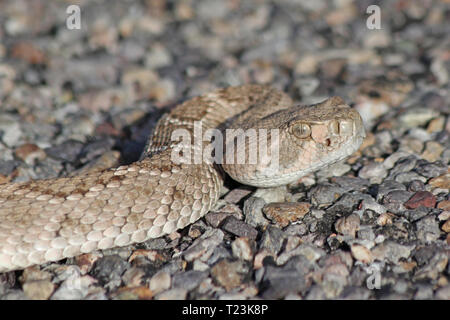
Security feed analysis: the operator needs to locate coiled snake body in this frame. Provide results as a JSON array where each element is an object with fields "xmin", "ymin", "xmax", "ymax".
[{"xmin": 0, "ymin": 85, "xmax": 365, "ymax": 272}]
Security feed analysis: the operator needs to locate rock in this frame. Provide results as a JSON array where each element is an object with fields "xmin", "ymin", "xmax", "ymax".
[
  {"xmin": 309, "ymin": 183, "xmax": 344, "ymax": 207},
  {"xmin": 277, "ymin": 244, "xmax": 325, "ymax": 265},
  {"xmin": 22, "ymin": 280, "xmax": 54, "ymax": 300},
  {"xmin": 429, "ymin": 172, "xmax": 450, "ymax": 189},
  {"xmin": 407, "ymin": 180, "xmax": 426, "ymax": 192},
  {"xmin": 421, "ymin": 141, "xmax": 444, "ymax": 162},
  {"xmin": 113, "ymin": 286, "xmax": 154, "ymax": 300},
  {"xmin": 122, "ymin": 267, "xmax": 145, "ymax": 288},
  {"xmin": 14, "ymin": 143, "xmax": 46, "ymax": 165},
  {"xmin": 414, "ymin": 250, "xmax": 448, "ymax": 280},
  {"xmin": 243, "ymin": 197, "xmax": 269, "ymax": 229},
  {"xmin": 149, "ymin": 271, "xmax": 171, "ymax": 295},
  {"xmin": 91, "ymin": 255, "xmax": 129, "ymax": 290},
  {"xmin": 262, "ymin": 202, "xmax": 310, "ymax": 228},
  {"xmin": 221, "ymin": 216, "xmax": 258, "ymax": 240},
  {"xmin": 351, "ymin": 244, "xmax": 373, "ymax": 264},
  {"xmin": 331, "ymin": 176, "xmax": 370, "ymax": 192},
  {"xmin": 415, "ymin": 160, "xmax": 448, "ymax": 178},
  {"xmin": 172, "ymin": 270, "xmax": 208, "ymax": 291},
  {"xmin": 371, "ymin": 241, "xmax": 414, "ymax": 264},
  {"xmin": 437, "ymin": 200, "xmax": 450, "ymax": 211},
  {"xmin": 442, "ymin": 220, "xmax": 450, "ymax": 233},
  {"xmin": 183, "ymin": 229, "xmax": 224, "ymax": 262},
  {"xmin": 383, "ymin": 152, "xmax": 413, "ymax": 169},
  {"xmin": 404, "ymin": 191, "xmax": 437, "ymax": 209},
  {"xmin": 395, "ymin": 172, "xmax": 427, "ymax": 184},
  {"xmin": 259, "ymin": 226, "xmax": 285, "ymax": 255},
  {"xmin": 211, "ymin": 259, "xmax": 250, "ymax": 291},
  {"xmin": 377, "ymin": 212, "xmax": 394, "ymax": 226},
  {"xmin": 145, "ymin": 43, "xmax": 172, "ymax": 69},
  {"xmin": 335, "ymin": 213, "xmax": 360, "ymax": 237},
  {"xmin": 45, "ymin": 139, "xmax": 84, "ymax": 163},
  {"xmin": 0, "ymin": 114, "xmax": 22, "ymax": 146},
  {"xmin": 51, "ymin": 275, "xmax": 97, "ymax": 300},
  {"xmin": 382, "ymin": 190, "xmax": 412, "ymax": 213},
  {"xmin": 358, "ymin": 162, "xmax": 388, "ymax": 183},
  {"xmin": 415, "ymin": 215, "xmax": 441, "ymax": 242},
  {"xmin": 231, "ymin": 237, "xmax": 254, "ymax": 261},
  {"xmin": 435, "ymin": 285, "xmax": 450, "ymax": 300},
  {"xmin": 223, "ymin": 187, "xmax": 253, "ymax": 204},
  {"xmin": 155, "ymin": 288, "xmax": 187, "ymax": 300},
  {"xmin": 399, "ymin": 108, "xmax": 439, "ymax": 128},
  {"xmin": 75, "ymin": 252, "xmax": 102, "ymax": 275},
  {"xmin": 376, "ymin": 180, "xmax": 407, "ymax": 201},
  {"xmin": 262, "ymin": 255, "xmax": 313, "ymax": 299},
  {"xmin": 414, "ymin": 284, "xmax": 434, "ymax": 300}
]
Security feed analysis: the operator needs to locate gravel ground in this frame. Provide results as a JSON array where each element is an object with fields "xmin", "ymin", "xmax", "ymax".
[{"xmin": 0, "ymin": 0, "xmax": 449, "ymax": 300}]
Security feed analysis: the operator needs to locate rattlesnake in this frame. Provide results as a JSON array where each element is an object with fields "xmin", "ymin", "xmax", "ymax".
[{"xmin": 0, "ymin": 85, "xmax": 365, "ymax": 272}]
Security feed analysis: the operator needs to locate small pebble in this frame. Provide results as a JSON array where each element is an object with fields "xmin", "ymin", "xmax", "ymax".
[
  {"xmin": 404, "ymin": 191, "xmax": 437, "ymax": 209},
  {"xmin": 149, "ymin": 271, "xmax": 171, "ymax": 295},
  {"xmin": 334, "ymin": 213, "xmax": 360, "ymax": 237},
  {"xmin": 262, "ymin": 202, "xmax": 310, "ymax": 228},
  {"xmin": 211, "ymin": 259, "xmax": 249, "ymax": 291},
  {"xmin": 22, "ymin": 280, "xmax": 54, "ymax": 300},
  {"xmin": 221, "ymin": 216, "xmax": 258, "ymax": 240},
  {"xmin": 231, "ymin": 237, "xmax": 254, "ymax": 261}
]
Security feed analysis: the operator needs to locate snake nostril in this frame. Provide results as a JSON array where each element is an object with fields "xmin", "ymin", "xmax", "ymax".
[{"xmin": 325, "ymin": 138, "xmax": 331, "ymax": 146}]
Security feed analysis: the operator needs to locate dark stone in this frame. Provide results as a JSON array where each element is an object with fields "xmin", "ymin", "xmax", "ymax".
[{"xmin": 221, "ymin": 216, "xmax": 258, "ymax": 240}]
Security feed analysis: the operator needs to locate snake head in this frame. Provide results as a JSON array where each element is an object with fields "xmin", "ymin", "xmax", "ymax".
[{"xmin": 222, "ymin": 96, "xmax": 365, "ymax": 187}]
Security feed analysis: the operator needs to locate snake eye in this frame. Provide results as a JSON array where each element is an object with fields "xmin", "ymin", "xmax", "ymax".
[{"xmin": 291, "ymin": 123, "xmax": 311, "ymax": 139}]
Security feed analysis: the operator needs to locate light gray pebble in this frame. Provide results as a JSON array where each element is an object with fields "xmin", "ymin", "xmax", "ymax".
[
  {"xmin": 414, "ymin": 215, "xmax": 441, "ymax": 242},
  {"xmin": 277, "ymin": 244, "xmax": 325, "ymax": 265},
  {"xmin": 172, "ymin": 270, "xmax": 208, "ymax": 291},
  {"xmin": 231, "ymin": 237, "xmax": 254, "ymax": 262},
  {"xmin": 414, "ymin": 250, "xmax": 448, "ymax": 280},
  {"xmin": 155, "ymin": 288, "xmax": 187, "ymax": 300},
  {"xmin": 331, "ymin": 176, "xmax": 370, "ymax": 192},
  {"xmin": 0, "ymin": 114, "xmax": 22, "ymax": 146},
  {"xmin": 91, "ymin": 255, "xmax": 129, "ymax": 291},
  {"xmin": 399, "ymin": 108, "xmax": 439, "ymax": 128},
  {"xmin": 149, "ymin": 271, "xmax": 171, "ymax": 294},
  {"xmin": 415, "ymin": 160, "xmax": 447, "ymax": 178},
  {"xmin": 383, "ymin": 151, "xmax": 413, "ymax": 169},
  {"xmin": 316, "ymin": 161, "xmax": 351, "ymax": 180},
  {"xmin": 308, "ymin": 183, "xmax": 344, "ymax": 207},
  {"xmin": 388, "ymin": 156, "xmax": 417, "ymax": 178},
  {"xmin": 371, "ymin": 241, "xmax": 415, "ymax": 264},
  {"xmin": 207, "ymin": 245, "xmax": 232, "ymax": 265},
  {"xmin": 376, "ymin": 180, "xmax": 407, "ymax": 201},
  {"xmin": 243, "ymin": 197, "xmax": 270, "ymax": 229},
  {"xmin": 414, "ymin": 284, "xmax": 434, "ymax": 300},
  {"xmin": 183, "ymin": 229, "xmax": 224, "ymax": 262},
  {"xmin": 51, "ymin": 275, "xmax": 97, "ymax": 300},
  {"xmin": 145, "ymin": 44, "xmax": 173, "ymax": 69},
  {"xmin": 357, "ymin": 226, "xmax": 376, "ymax": 241},
  {"xmin": 259, "ymin": 226, "xmax": 285, "ymax": 255},
  {"xmin": 262, "ymin": 256, "xmax": 312, "ymax": 299},
  {"xmin": 382, "ymin": 190, "xmax": 412, "ymax": 213},
  {"xmin": 435, "ymin": 285, "xmax": 450, "ymax": 300},
  {"xmin": 395, "ymin": 172, "xmax": 427, "ymax": 184},
  {"xmin": 335, "ymin": 213, "xmax": 360, "ymax": 237}
]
